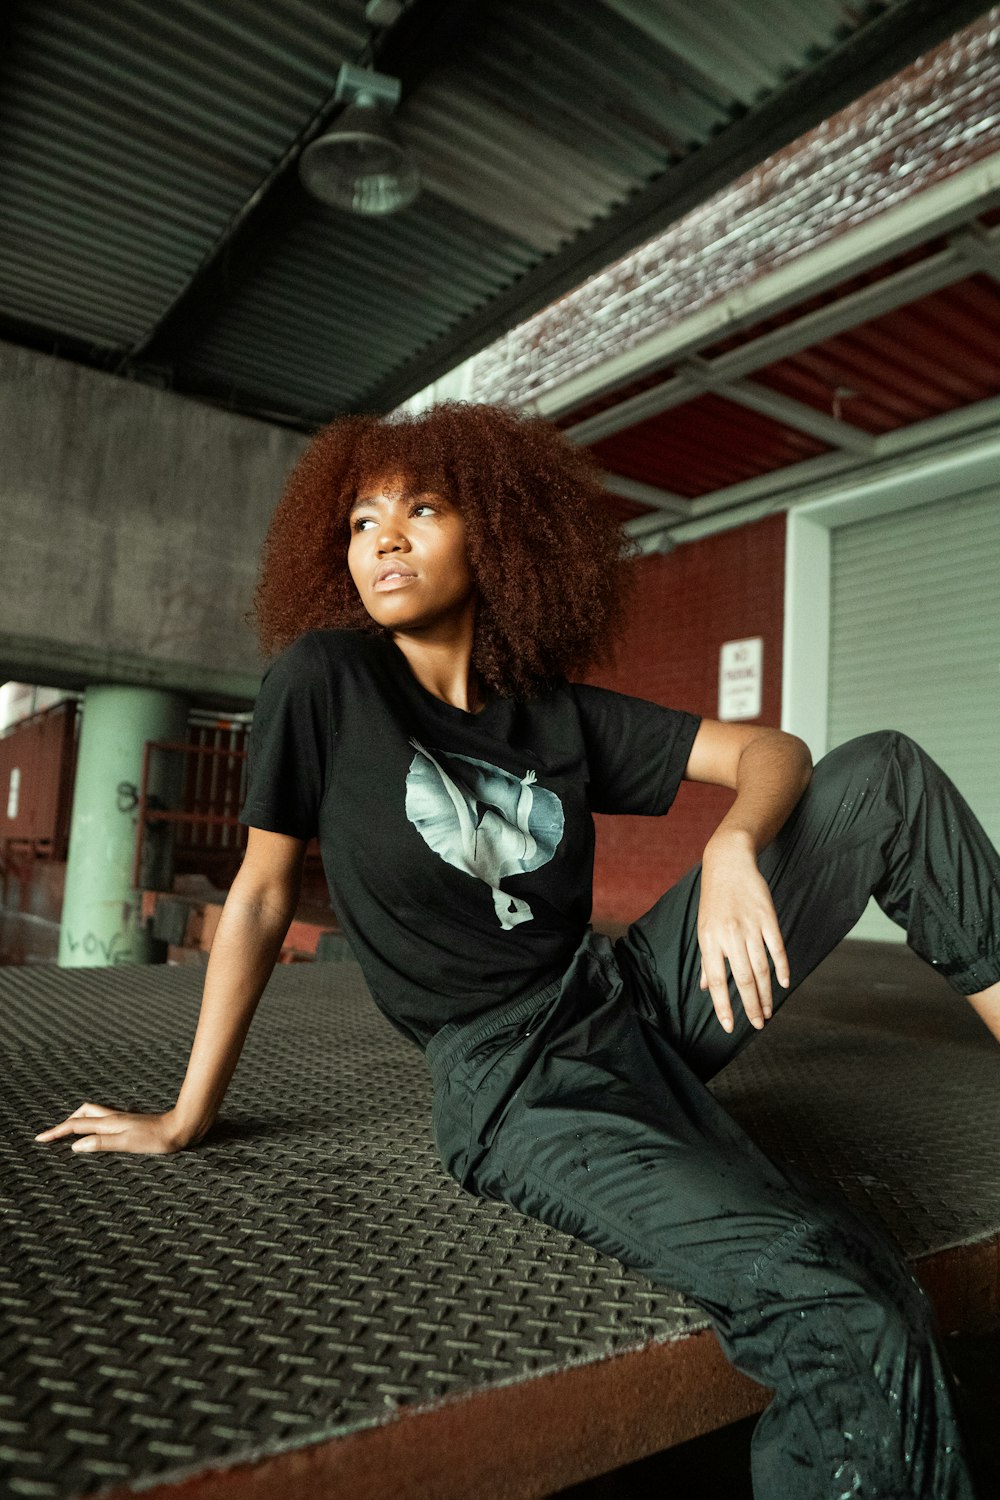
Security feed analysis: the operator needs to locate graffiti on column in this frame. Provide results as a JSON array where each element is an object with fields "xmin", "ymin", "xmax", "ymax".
[{"xmin": 63, "ymin": 929, "xmax": 133, "ymax": 964}]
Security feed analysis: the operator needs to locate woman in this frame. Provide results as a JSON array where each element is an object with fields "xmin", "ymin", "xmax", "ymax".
[{"xmin": 36, "ymin": 402, "xmax": 999, "ymax": 1497}]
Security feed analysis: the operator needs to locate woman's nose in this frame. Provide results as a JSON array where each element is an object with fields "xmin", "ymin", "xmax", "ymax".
[{"xmin": 377, "ymin": 526, "xmax": 408, "ymax": 549}]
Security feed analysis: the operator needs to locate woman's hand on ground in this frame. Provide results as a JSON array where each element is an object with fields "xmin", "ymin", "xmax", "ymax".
[
  {"xmin": 33, "ymin": 1103, "xmax": 197, "ymax": 1154},
  {"xmin": 698, "ymin": 831, "xmax": 790, "ymax": 1033}
]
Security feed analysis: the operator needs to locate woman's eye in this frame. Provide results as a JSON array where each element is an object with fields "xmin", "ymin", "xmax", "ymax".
[{"xmin": 352, "ymin": 503, "xmax": 434, "ymax": 532}]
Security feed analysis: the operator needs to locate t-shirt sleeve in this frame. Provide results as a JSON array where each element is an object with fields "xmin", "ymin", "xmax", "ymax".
[
  {"xmin": 569, "ymin": 681, "xmax": 702, "ymax": 816},
  {"xmin": 238, "ymin": 632, "xmax": 329, "ymax": 840}
]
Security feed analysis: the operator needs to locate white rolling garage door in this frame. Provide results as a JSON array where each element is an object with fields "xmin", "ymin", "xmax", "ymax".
[{"xmin": 827, "ymin": 483, "xmax": 1000, "ymax": 944}]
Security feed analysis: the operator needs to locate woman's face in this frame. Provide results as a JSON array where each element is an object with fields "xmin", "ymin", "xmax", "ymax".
[{"xmin": 346, "ymin": 473, "xmax": 479, "ymax": 633}]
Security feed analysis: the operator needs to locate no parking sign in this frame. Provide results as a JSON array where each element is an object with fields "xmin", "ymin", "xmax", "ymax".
[{"xmin": 719, "ymin": 638, "xmax": 763, "ymax": 721}]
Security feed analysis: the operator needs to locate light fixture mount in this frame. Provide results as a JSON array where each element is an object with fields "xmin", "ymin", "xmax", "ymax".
[
  {"xmin": 299, "ymin": 62, "xmax": 419, "ymax": 216},
  {"xmin": 334, "ymin": 61, "xmax": 401, "ymax": 111}
]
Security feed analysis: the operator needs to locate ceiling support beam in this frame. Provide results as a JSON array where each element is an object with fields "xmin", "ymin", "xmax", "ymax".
[
  {"xmin": 678, "ymin": 359, "xmax": 877, "ymax": 456},
  {"xmin": 563, "ymin": 216, "xmax": 1000, "ymax": 453},
  {"xmin": 599, "ymin": 473, "xmax": 690, "ymax": 518},
  {"xmin": 623, "ymin": 390, "xmax": 1000, "ymax": 549},
  {"xmin": 358, "ymin": 0, "xmax": 997, "ymax": 414},
  {"xmin": 949, "ymin": 222, "xmax": 1000, "ymax": 280}
]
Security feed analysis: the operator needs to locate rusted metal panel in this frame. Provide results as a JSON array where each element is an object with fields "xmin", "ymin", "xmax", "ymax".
[
  {"xmin": 0, "ymin": 700, "xmax": 78, "ymax": 856},
  {"xmin": 589, "ymin": 391, "xmax": 830, "ymax": 495},
  {"xmin": 751, "ymin": 272, "xmax": 1000, "ymax": 433}
]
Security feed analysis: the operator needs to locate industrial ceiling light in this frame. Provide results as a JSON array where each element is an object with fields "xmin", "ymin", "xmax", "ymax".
[{"xmin": 299, "ymin": 61, "xmax": 419, "ymax": 216}]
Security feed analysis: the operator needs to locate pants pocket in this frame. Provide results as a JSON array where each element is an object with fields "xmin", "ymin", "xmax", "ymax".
[{"xmin": 432, "ymin": 1025, "xmax": 544, "ymax": 1194}]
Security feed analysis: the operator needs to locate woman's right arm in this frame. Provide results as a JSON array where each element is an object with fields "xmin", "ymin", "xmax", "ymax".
[{"xmin": 34, "ymin": 826, "xmax": 308, "ymax": 1155}]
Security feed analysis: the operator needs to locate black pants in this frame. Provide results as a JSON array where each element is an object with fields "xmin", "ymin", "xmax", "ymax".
[{"xmin": 425, "ymin": 731, "xmax": 1000, "ymax": 1499}]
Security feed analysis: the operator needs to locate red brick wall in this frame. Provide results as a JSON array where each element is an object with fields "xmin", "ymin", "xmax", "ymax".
[{"xmin": 583, "ymin": 512, "xmax": 786, "ymax": 928}]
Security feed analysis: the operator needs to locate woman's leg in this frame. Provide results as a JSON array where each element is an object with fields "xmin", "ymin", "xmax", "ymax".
[
  {"xmin": 615, "ymin": 729, "xmax": 1000, "ymax": 1083},
  {"xmin": 445, "ymin": 964, "xmax": 978, "ymax": 1500}
]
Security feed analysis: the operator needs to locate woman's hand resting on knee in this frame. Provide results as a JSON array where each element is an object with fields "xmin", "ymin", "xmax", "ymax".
[
  {"xmin": 33, "ymin": 1102, "xmax": 199, "ymax": 1154},
  {"xmin": 698, "ymin": 829, "xmax": 791, "ymax": 1034}
]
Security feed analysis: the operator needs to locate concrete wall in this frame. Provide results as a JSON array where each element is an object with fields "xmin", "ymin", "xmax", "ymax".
[
  {"xmin": 0, "ymin": 342, "xmax": 308, "ymax": 709},
  {"xmin": 585, "ymin": 511, "xmax": 786, "ymax": 928}
]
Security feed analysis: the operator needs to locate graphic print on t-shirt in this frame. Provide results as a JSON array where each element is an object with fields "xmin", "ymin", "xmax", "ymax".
[{"xmin": 405, "ymin": 738, "xmax": 565, "ymax": 930}]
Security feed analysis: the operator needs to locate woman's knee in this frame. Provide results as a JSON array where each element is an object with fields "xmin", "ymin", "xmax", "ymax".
[
  {"xmin": 810, "ymin": 728, "xmax": 908, "ymax": 796},
  {"xmin": 840, "ymin": 727, "xmax": 900, "ymax": 765},
  {"xmin": 735, "ymin": 1208, "xmax": 935, "ymax": 1334}
]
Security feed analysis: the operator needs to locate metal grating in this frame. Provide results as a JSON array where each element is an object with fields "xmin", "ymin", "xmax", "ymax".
[
  {"xmin": 2, "ymin": 948, "xmax": 999, "ymax": 1496},
  {"xmin": 1, "ymin": 961, "xmax": 703, "ymax": 1497}
]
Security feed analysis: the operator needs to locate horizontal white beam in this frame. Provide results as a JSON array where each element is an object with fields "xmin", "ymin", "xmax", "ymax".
[
  {"xmin": 539, "ymin": 150, "xmax": 1000, "ymax": 422},
  {"xmin": 567, "ymin": 371, "xmax": 699, "ymax": 444},
  {"xmin": 623, "ymin": 394, "xmax": 1000, "ymax": 546},
  {"xmin": 600, "ymin": 472, "xmax": 689, "ymax": 516},
  {"xmin": 705, "ymin": 231, "xmax": 999, "ymax": 382},
  {"xmin": 681, "ymin": 358, "xmax": 877, "ymax": 455},
  {"xmin": 872, "ymin": 389, "xmax": 1000, "ymax": 457}
]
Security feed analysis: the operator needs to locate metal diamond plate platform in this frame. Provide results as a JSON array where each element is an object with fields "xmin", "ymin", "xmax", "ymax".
[{"xmin": 2, "ymin": 943, "xmax": 999, "ymax": 1499}]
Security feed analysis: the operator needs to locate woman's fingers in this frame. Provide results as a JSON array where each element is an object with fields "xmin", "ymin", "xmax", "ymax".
[
  {"xmin": 34, "ymin": 1108, "xmax": 184, "ymax": 1155},
  {"xmin": 34, "ymin": 1102, "xmax": 116, "ymax": 1140},
  {"xmin": 701, "ymin": 933, "xmax": 763, "ymax": 1031},
  {"xmin": 38, "ymin": 1116, "xmax": 126, "ymax": 1150},
  {"xmin": 700, "ymin": 943, "xmax": 736, "ymax": 1033},
  {"xmin": 728, "ymin": 944, "xmax": 766, "ymax": 1030},
  {"xmin": 37, "ymin": 1119, "xmax": 115, "ymax": 1142},
  {"xmin": 744, "ymin": 934, "xmax": 774, "ymax": 1019},
  {"xmin": 700, "ymin": 932, "xmax": 780, "ymax": 1031},
  {"xmin": 70, "ymin": 1124, "xmax": 119, "ymax": 1151},
  {"xmin": 764, "ymin": 923, "xmax": 791, "ymax": 992}
]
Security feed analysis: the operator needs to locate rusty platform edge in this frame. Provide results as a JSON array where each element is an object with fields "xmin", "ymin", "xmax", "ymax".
[{"xmin": 85, "ymin": 1234, "xmax": 999, "ymax": 1500}]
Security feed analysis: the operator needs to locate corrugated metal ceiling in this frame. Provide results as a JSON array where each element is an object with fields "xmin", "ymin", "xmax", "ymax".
[
  {"xmin": 181, "ymin": 195, "xmax": 535, "ymax": 412},
  {"xmin": 2, "ymin": 0, "xmax": 367, "ymax": 345},
  {"xmin": 0, "ymin": 0, "xmax": 986, "ymax": 428}
]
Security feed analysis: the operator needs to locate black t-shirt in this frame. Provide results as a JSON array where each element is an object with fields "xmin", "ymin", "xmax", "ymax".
[{"xmin": 238, "ymin": 628, "xmax": 701, "ymax": 1050}]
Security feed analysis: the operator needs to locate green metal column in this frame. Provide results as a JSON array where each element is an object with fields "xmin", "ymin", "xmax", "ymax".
[{"xmin": 59, "ymin": 685, "xmax": 189, "ymax": 967}]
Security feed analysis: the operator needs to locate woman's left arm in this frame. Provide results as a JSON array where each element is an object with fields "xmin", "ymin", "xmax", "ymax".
[{"xmin": 683, "ymin": 722, "xmax": 813, "ymax": 1035}]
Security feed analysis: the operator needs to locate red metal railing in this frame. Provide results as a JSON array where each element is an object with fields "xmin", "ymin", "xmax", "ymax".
[{"xmin": 131, "ymin": 734, "xmax": 249, "ymax": 890}]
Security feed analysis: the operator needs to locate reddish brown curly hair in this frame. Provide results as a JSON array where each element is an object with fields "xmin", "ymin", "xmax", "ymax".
[{"xmin": 247, "ymin": 400, "xmax": 639, "ymax": 702}]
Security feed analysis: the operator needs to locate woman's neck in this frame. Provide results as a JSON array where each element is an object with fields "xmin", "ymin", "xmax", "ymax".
[{"xmin": 390, "ymin": 628, "xmax": 485, "ymax": 714}]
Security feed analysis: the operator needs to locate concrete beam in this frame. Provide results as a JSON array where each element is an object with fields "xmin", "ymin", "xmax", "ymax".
[
  {"xmin": 0, "ymin": 632, "xmax": 261, "ymax": 714},
  {"xmin": 1, "ymin": 342, "xmax": 307, "ymax": 709}
]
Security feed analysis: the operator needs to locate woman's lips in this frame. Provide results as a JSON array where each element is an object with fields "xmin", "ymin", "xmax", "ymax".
[{"xmin": 374, "ymin": 572, "xmax": 417, "ymax": 591}]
